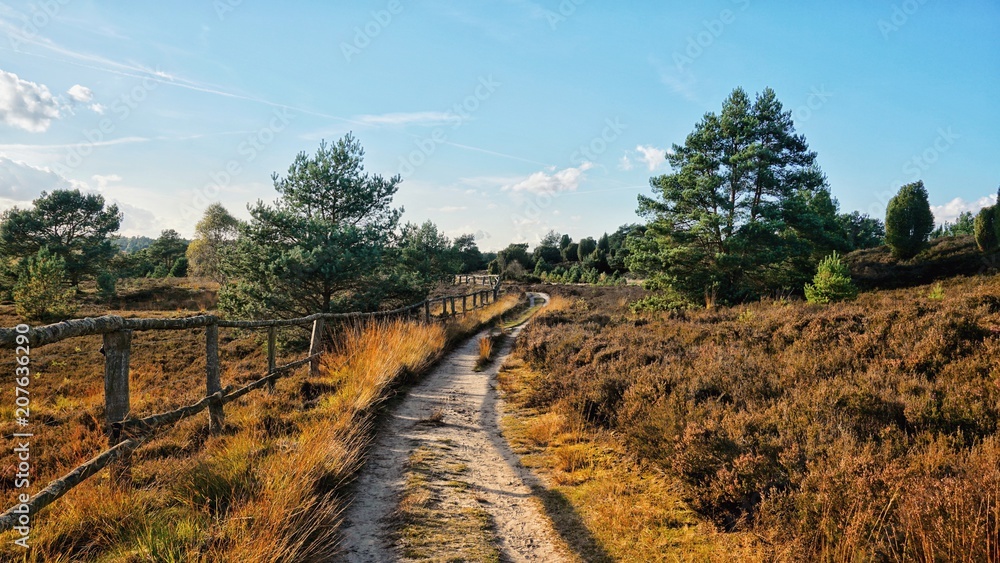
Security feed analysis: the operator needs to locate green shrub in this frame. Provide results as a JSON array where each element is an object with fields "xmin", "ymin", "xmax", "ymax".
[
  {"xmin": 13, "ymin": 247, "xmax": 77, "ymax": 321},
  {"xmin": 169, "ymin": 256, "xmax": 189, "ymax": 277},
  {"xmin": 805, "ymin": 252, "xmax": 858, "ymax": 304},
  {"xmin": 886, "ymin": 181, "xmax": 935, "ymax": 259},
  {"xmin": 974, "ymin": 205, "xmax": 999, "ymax": 253},
  {"xmin": 97, "ymin": 271, "xmax": 118, "ymax": 300}
]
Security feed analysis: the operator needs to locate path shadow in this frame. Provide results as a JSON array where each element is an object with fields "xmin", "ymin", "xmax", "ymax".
[{"xmin": 481, "ymin": 325, "xmax": 615, "ymax": 563}]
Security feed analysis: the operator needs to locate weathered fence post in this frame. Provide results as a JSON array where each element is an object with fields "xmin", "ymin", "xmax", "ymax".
[
  {"xmin": 266, "ymin": 325, "xmax": 277, "ymax": 393},
  {"xmin": 205, "ymin": 323, "xmax": 224, "ymax": 433},
  {"xmin": 462, "ymin": 295, "xmax": 467, "ymax": 315},
  {"xmin": 424, "ymin": 300, "xmax": 431, "ymax": 323},
  {"xmin": 440, "ymin": 299, "xmax": 447, "ymax": 318},
  {"xmin": 309, "ymin": 318, "xmax": 325, "ymax": 377},
  {"xmin": 103, "ymin": 329, "xmax": 131, "ymax": 482}
]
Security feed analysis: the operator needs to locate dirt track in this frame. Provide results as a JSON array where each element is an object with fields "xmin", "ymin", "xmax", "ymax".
[{"xmin": 338, "ymin": 294, "xmax": 565, "ymax": 562}]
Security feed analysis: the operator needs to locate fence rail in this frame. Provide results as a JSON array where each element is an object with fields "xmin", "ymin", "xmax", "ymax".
[{"xmin": 0, "ymin": 280, "xmax": 503, "ymax": 533}]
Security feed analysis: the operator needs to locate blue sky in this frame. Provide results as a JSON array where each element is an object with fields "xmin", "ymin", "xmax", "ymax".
[{"xmin": 0, "ymin": 0, "xmax": 997, "ymax": 250}]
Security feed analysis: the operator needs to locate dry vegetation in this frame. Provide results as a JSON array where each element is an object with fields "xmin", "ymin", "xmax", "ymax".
[
  {"xmin": 512, "ymin": 278, "xmax": 1000, "ymax": 561},
  {"xmin": 0, "ymin": 281, "xmax": 519, "ymax": 561}
]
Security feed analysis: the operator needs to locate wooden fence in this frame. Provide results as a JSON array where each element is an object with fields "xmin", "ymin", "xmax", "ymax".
[
  {"xmin": 454, "ymin": 274, "xmax": 499, "ymax": 287},
  {"xmin": 0, "ymin": 282, "xmax": 503, "ymax": 533}
]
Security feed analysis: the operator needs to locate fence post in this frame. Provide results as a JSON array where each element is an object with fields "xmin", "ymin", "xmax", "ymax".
[
  {"xmin": 267, "ymin": 325, "xmax": 277, "ymax": 393},
  {"xmin": 309, "ymin": 318, "xmax": 325, "ymax": 377},
  {"xmin": 462, "ymin": 295, "xmax": 467, "ymax": 315},
  {"xmin": 441, "ymin": 299, "xmax": 447, "ymax": 318},
  {"xmin": 206, "ymin": 323, "xmax": 224, "ymax": 433},
  {"xmin": 424, "ymin": 300, "xmax": 431, "ymax": 323},
  {"xmin": 103, "ymin": 330, "xmax": 131, "ymax": 482}
]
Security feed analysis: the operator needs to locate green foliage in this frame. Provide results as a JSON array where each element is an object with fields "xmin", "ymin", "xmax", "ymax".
[
  {"xmin": 629, "ymin": 87, "xmax": 838, "ymax": 305},
  {"xmin": 399, "ymin": 221, "xmax": 459, "ymax": 291},
  {"xmin": 187, "ymin": 203, "xmax": 241, "ymax": 280},
  {"xmin": 804, "ymin": 252, "xmax": 858, "ymax": 304},
  {"xmin": 452, "ymin": 233, "xmax": 486, "ymax": 273},
  {"xmin": 928, "ymin": 282, "xmax": 945, "ymax": 301},
  {"xmin": 885, "ymin": 181, "xmax": 935, "ymax": 259},
  {"xmin": 837, "ymin": 211, "xmax": 886, "ymax": 250},
  {"xmin": 97, "ymin": 271, "xmax": 118, "ymax": 300},
  {"xmin": 218, "ymin": 134, "xmax": 410, "ymax": 319},
  {"xmin": 562, "ymin": 242, "xmax": 579, "ymax": 262},
  {"xmin": 0, "ymin": 189, "xmax": 121, "ymax": 285},
  {"xmin": 13, "ymin": 247, "xmax": 77, "ymax": 321},
  {"xmin": 113, "ymin": 236, "xmax": 155, "ymax": 253},
  {"xmin": 577, "ymin": 237, "xmax": 597, "ymax": 261},
  {"xmin": 932, "ymin": 211, "xmax": 976, "ymax": 239},
  {"xmin": 169, "ymin": 256, "xmax": 189, "ymax": 277},
  {"xmin": 628, "ymin": 287, "xmax": 692, "ymax": 313},
  {"xmin": 974, "ymin": 205, "xmax": 999, "ymax": 253}
]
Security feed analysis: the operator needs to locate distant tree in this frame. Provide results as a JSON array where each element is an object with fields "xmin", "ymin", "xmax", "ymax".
[
  {"xmin": 885, "ymin": 181, "xmax": 935, "ymax": 260},
  {"xmin": 452, "ymin": 234, "xmax": 485, "ymax": 273},
  {"xmin": 13, "ymin": 247, "xmax": 77, "ymax": 321},
  {"xmin": 147, "ymin": 229, "xmax": 188, "ymax": 273},
  {"xmin": 219, "ymin": 134, "xmax": 408, "ymax": 319},
  {"xmin": 838, "ymin": 211, "xmax": 885, "ymax": 250},
  {"xmin": 562, "ymin": 242, "xmax": 579, "ymax": 263},
  {"xmin": 399, "ymin": 221, "xmax": 458, "ymax": 292},
  {"xmin": 533, "ymin": 230, "xmax": 563, "ymax": 265},
  {"xmin": 932, "ymin": 211, "xmax": 976, "ymax": 239},
  {"xmin": 629, "ymin": 87, "xmax": 833, "ymax": 304},
  {"xmin": 975, "ymin": 204, "xmax": 999, "ymax": 253},
  {"xmin": 577, "ymin": 237, "xmax": 597, "ymax": 262},
  {"xmin": 0, "ymin": 189, "xmax": 121, "ymax": 285},
  {"xmin": 169, "ymin": 256, "xmax": 189, "ymax": 277},
  {"xmin": 187, "ymin": 203, "xmax": 241, "ymax": 280},
  {"xmin": 113, "ymin": 236, "xmax": 155, "ymax": 253},
  {"xmin": 805, "ymin": 252, "xmax": 858, "ymax": 304},
  {"xmin": 559, "ymin": 234, "xmax": 572, "ymax": 251}
]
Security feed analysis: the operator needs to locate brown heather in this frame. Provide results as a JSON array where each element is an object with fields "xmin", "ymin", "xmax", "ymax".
[{"xmin": 514, "ymin": 278, "xmax": 1000, "ymax": 561}]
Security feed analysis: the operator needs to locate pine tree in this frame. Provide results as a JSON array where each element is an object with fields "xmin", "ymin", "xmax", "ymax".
[{"xmin": 885, "ymin": 181, "xmax": 935, "ymax": 259}]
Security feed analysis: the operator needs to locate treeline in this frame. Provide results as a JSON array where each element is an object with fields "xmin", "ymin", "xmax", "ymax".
[
  {"xmin": 625, "ymin": 87, "xmax": 997, "ymax": 310},
  {"xmin": 0, "ymin": 134, "xmax": 494, "ymax": 321},
  {"xmin": 486, "ymin": 226, "xmax": 637, "ymax": 286}
]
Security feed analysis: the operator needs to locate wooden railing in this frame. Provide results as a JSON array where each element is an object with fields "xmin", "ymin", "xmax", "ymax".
[
  {"xmin": 454, "ymin": 274, "xmax": 499, "ymax": 287},
  {"xmin": 0, "ymin": 285, "xmax": 504, "ymax": 533}
]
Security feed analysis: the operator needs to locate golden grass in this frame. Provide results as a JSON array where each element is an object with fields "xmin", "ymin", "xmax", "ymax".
[
  {"xmin": 498, "ymin": 358, "xmax": 760, "ymax": 562},
  {"xmin": 0, "ymin": 292, "xmax": 520, "ymax": 561}
]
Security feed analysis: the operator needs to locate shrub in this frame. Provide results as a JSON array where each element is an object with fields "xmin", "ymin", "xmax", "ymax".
[
  {"xmin": 886, "ymin": 181, "xmax": 935, "ymax": 259},
  {"xmin": 97, "ymin": 271, "xmax": 118, "ymax": 300},
  {"xmin": 170, "ymin": 256, "xmax": 189, "ymax": 277},
  {"xmin": 974, "ymin": 205, "xmax": 999, "ymax": 253},
  {"xmin": 13, "ymin": 247, "xmax": 77, "ymax": 321},
  {"xmin": 805, "ymin": 252, "xmax": 858, "ymax": 304}
]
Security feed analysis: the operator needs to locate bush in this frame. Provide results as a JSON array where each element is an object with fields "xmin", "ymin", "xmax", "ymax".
[
  {"xmin": 170, "ymin": 256, "xmax": 189, "ymax": 277},
  {"xmin": 885, "ymin": 181, "xmax": 935, "ymax": 259},
  {"xmin": 97, "ymin": 271, "xmax": 117, "ymax": 300},
  {"xmin": 805, "ymin": 252, "xmax": 858, "ymax": 304},
  {"xmin": 13, "ymin": 247, "xmax": 77, "ymax": 321},
  {"xmin": 974, "ymin": 205, "xmax": 999, "ymax": 253}
]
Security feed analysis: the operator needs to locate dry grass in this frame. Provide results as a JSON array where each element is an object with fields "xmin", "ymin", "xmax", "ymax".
[
  {"xmin": 514, "ymin": 278, "xmax": 1000, "ymax": 561},
  {"xmin": 0, "ymin": 286, "xmax": 519, "ymax": 561},
  {"xmin": 498, "ymin": 359, "xmax": 760, "ymax": 561}
]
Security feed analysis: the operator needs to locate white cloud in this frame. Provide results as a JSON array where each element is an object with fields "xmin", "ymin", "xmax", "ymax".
[
  {"xmin": 0, "ymin": 69, "xmax": 61, "ymax": 132},
  {"xmin": 635, "ymin": 145, "xmax": 669, "ymax": 171},
  {"xmin": 501, "ymin": 162, "xmax": 594, "ymax": 194},
  {"xmin": 67, "ymin": 84, "xmax": 93, "ymax": 103},
  {"xmin": 932, "ymin": 194, "xmax": 998, "ymax": 224},
  {"xmin": 92, "ymin": 174, "xmax": 123, "ymax": 190},
  {"xmin": 0, "ymin": 157, "xmax": 70, "ymax": 201},
  {"xmin": 618, "ymin": 154, "xmax": 633, "ymax": 171},
  {"xmin": 355, "ymin": 111, "xmax": 453, "ymax": 126},
  {"xmin": 438, "ymin": 205, "xmax": 467, "ymax": 213}
]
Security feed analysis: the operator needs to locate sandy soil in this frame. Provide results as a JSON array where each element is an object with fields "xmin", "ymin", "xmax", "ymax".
[{"xmin": 338, "ymin": 294, "xmax": 565, "ymax": 563}]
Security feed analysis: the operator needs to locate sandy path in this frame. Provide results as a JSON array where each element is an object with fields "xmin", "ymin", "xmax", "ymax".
[{"xmin": 338, "ymin": 294, "xmax": 564, "ymax": 563}]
